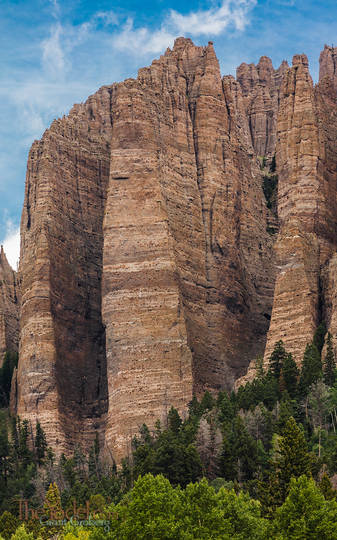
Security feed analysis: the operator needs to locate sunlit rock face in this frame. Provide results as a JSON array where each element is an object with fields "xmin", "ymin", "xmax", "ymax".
[{"xmin": 15, "ymin": 38, "xmax": 337, "ymax": 460}]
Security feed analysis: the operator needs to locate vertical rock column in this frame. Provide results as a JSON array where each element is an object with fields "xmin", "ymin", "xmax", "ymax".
[
  {"xmin": 264, "ymin": 55, "xmax": 321, "ymax": 365},
  {"xmin": 102, "ymin": 80, "xmax": 193, "ymax": 462}
]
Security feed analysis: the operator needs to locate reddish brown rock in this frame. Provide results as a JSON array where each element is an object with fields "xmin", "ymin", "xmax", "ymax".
[
  {"xmin": 17, "ymin": 38, "xmax": 276, "ymax": 460},
  {"xmin": 319, "ymin": 45, "xmax": 337, "ymax": 96},
  {"xmin": 17, "ymin": 38, "xmax": 337, "ymax": 457},
  {"xmin": 0, "ymin": 246, "xmax": 19, "ymax": 363},
  {"xmin": 237, "ymin": 56, "xmax": 288, "ymax": 158},
  {"xmin": 263, "ymin": 52, "xmax": 337, "ymax": 368}
]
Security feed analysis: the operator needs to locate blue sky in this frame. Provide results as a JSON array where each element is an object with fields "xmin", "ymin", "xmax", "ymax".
[{"xmin": 1, "ymin": 0, "xmax": 336, "ymax": 268}]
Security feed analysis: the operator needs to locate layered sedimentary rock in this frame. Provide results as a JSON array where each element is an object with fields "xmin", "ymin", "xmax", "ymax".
[
  {"xmin": 237, "ymin": 56, "xmax": 288, "ymax": 158},
  {"xmin": 319, "ymin": 45, "xmax": 337, "ymax": 96},
  {"xmin": 18, "ymin": 88, "xmax": 113, "ymax": 452},
  {"xmin": 263, "ymin": 50, "xmax": 337, "ymax": 367},
  {"xmin": 0, "ymin": 246, "xmax": 19, "ymax": 363},
  {"xmin": 17, "ymin": 38, "xmax": 276, "ymax": 460},
  {"xmin": 16, "ymin": 36, "xmax": 337, "ymax": 458}
]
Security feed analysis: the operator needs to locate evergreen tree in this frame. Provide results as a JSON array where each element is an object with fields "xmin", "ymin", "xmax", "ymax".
[
  {"xmin": 200, "ymin": 391, "xmax": 215, "ymax": 412},
  {"xmin": 274, "ymin": 475, "xmax": 337, "ymax": 539},
  {"xmin": 281, "ymin": 353, "xmax": 299, "ymax": 398},
  {"xmin": 167, "ymin": 407, "xmax": 182, "ymax": 434},
  {"xmin": 313, "ymin": 322, "xmax": 327, "ymax": 355},
  {"xmin": 269, "ymin": 341, "xmax": 287, "ymax": 380},
  {"xmin": 34, "ymin": 422, "xmax": 47, "ymax": 466},
  {"xmin": 323, "ymin": 333, "xmax": 336, "ymax": 387},
  {"xmin": 318, "ymin": 472, "xmax": 337, "ymax": 500},
  {"xmin": 298, "ymin": 343, "xmax": 322, "ymax": 397},
  {"xmin": 277, "ymin": 417, "xmax": 312, "ymax": 498},
  {"xmin": 44, "ymin": 483, "xmax": 62, "ymax": 519}
]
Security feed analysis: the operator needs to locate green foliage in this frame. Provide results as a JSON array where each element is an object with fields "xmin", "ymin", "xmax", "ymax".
[
  {"xmin": 313, "ymin": 322, "xmax": 327, "ymax": 355},
  {"xmin": 281, "ymin": 353, "xmax": 299, "ymax": 398},
  {"xmin": 34, "ymin": 422, "xmax": 47, "ymax": 466},
  {"xmin": 0, "ymin": 512, "xmax": 19, "ymax": 540},
  {"xmin": 131, "ymin": 411, "xmax": 202, "ymax": 488},
  {"xmin": 105, "ymin": 474, "xmax": 270, "ymax": 540},
  {"xmin": 269, "ymin": 341, "xmax": 287, "ymax": 380},
  {"xmin": 44, "ymin": 483, "xmax": 62, "ymax": 519},
  {"xmin": 0, "ymin": 352, "xmax": 18, "ymax": 407},
  {"xmin": 273, "ymin": 475, "xmax": 337, "ymax": 539},
  {"xmin": 277, "ymin": 417, "xmax": 312, "ymax": 499},
  {"xmin": 324, "ymin": 333, "xmax": 336, "ymax": 387},
  {"xmin": 318, "ymin": 472, "xmax": 337, "ymax": 500},
  {"xmin": 298, "ymin": 343, "xmax": 322, "ymax": 397},
  {"xmin": 8, "ymin": 525, "xmax": 38, "ymax": 540},
  {"xmin": 262, "ymin": 174, "xmax": 278, "ymax": 215}
]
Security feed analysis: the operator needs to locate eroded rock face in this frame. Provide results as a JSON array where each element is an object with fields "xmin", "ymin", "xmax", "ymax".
[
  {"xmin": 0, "ymin": 246, "xmax": 19, "ymax": 363},
  {"xmin": 237, "ymin": 56, "xmax": 288, "ymax": 158},
  {"xmin": 17, "ymin": 38, "xmax": 276, "ymax": 460},
  {"xmin": 263, "ymin": 52, "xmax": 337, "ymax": 367},
  {"xmin": 16, "ymin": 38, "xmax": 337, "ymax": 458}
]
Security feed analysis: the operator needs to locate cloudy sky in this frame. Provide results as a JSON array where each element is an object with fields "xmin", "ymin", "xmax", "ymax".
[{"xmin": 1, "ymin": 0, "xmax": 336, "ymax": 268}]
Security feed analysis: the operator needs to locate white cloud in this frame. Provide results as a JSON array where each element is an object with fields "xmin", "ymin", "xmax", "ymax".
[
  {"xmin": 113, "ymin": 0, "xmax": 257, "ymax": 54},
  {"xmin": 94, "ymin": 11, "xmax": 119, "ymax": 26},
  {"xmin": 113, "ymin": 18, "xmax": 176, "ymax": 55},
  {"xmin": 170, "ymin": 0, "xmax": 256, "ymax": 35},
  {"xmin": 2, "ymin": 223, "xmax": 20, "ymax": 270}
]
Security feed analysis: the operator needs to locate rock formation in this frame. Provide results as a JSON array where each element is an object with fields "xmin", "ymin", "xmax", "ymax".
[
  {"xmin": 237, "ymin": 56, "xmax": 288, "ymax": 158},
  {"xmin": 16, "ymin": 38, "xmax": 276, "ymax": 460},
  {"xmin": 0, "ymin": 246, "xmax": 19, "ymax": 363},
  {"xmin": 13, "ymin": 38, "xmax": 337, "ymax": 460},
  {"xmin": 263, "ymin": 48, "xmax": 337, "ymax": 367}
]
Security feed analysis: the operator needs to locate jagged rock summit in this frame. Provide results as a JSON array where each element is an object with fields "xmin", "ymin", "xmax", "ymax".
[{"xmin": 12, "ymin": 38, "xmax": 337, "ymax": 462}]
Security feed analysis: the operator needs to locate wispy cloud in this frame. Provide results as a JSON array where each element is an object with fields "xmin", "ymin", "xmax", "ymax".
[
  {"xmin": 113, "ymin": 1, "xmax": 256, "ymax": 54},
  {"xmin": 170, "ymin": 0, "xmax": 257, "ymax": 35}
]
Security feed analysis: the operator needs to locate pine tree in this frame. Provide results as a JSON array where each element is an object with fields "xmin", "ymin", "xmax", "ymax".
[
  {"xmin": 34, "ymin": 421, "xmax": 47, "ymax": 466},
  {"xmin": 168, "ymin": 407, "xmax": 182, "ymax": 434},
  {"xmin": 44, "ymin": 483, "xmax": 62, "ymax": 519},
  {"xmin": 298, "ymin": 343, "xmax": 322, "ymax": 397},
  {"xmin": 323, "ymin": 333, "xmax": 336, "ymax": 387},
  {"xmin": 277, "ymin": 417, "xmax": 311, "ymax": 499},
  {"xmin": 281, "ymin": 353, "xmax": 299, "ymax": 398},
  {"xmin": 200, "ymin": 390, "xmax": 215, "ymax": 412},
  {"xmin": 318, "ymin": 472, "xmax": 337, "ymax": 500},
  {"xmin": 269, "ymin": 341, "xmax": 287, "ymax": 380},
  {"xmin": 313, "ymin": 322, "xmax": 327, "ymax": 355}
]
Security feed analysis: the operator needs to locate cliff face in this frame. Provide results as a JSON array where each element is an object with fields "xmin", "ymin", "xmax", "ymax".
[
  {"xmin": 0, "ymin": 246, "xmax": 19, "ymax": 363},
  {"xmin": 237, "ymin": 56, "xmax": 288, "ymax": 158},
  {"xmin": 15, "ymin": 39, "xmax": 337, "ymax": 459},
  {"xmin": 16, "ymin": 38, "xmax": 276, "ymax": 460},
  {"xmin": 263, "ymin": 48, "xmax": 337, "ymax": 366}
]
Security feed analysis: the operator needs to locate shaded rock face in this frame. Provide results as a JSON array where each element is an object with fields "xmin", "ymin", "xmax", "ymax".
[
  {"xmin": 17, "ymin": 38, "xmax": 276, "ymax": 460},
  {"xmin": 0, "ymin": 247, "xmax": 19, "ymax": 362}
]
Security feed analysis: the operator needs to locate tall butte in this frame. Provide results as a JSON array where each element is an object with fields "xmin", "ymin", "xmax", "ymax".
[
  {"xmin": 15, "ymin": 38, "xmax": 277, "ymax": 460},
  {"xmin": 15, "ymin": 38, "xmax": 337, "ymax": 462}
]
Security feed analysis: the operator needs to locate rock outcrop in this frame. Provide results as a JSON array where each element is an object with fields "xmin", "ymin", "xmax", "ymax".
[
  {"xmin": 263, "ymin": 50, "xmax": 337, "ymax": 367},
  {"xmin": 0, "ymin": 246, "xmax": 19, "ymax": 363},
  {"xmin": 14, "ymin": 38, "xmax": 337, "ymax": 459},
  {"xmin": 237, "ymin": 56, "xmax": 288, "ymax": 158},
  {"xmin": 16, "ymin": 38, "xmax": 276, "ymax": 460}
]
